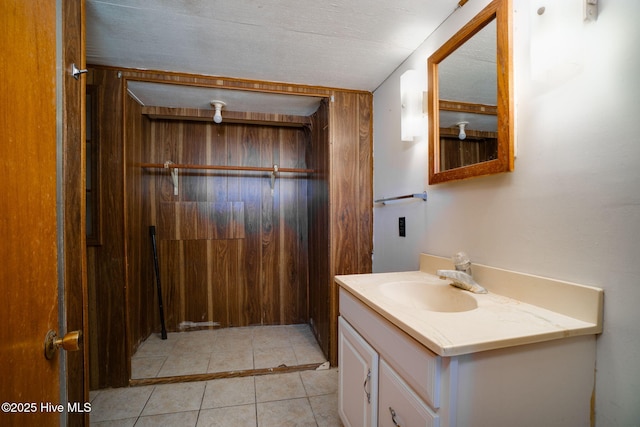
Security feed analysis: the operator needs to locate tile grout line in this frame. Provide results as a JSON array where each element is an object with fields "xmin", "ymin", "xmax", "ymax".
[
  {"xmin": 155, "ymin": 355, "xmax": 168, "ymax": 379},
  {"xmin": 253, "ymin": 371, "xmax": 259, "ymax": 426},
  {"xmin": 194, "ymin": 379, "xmax": 210, "ymax": 427},
  {"xmin": 135, "ymin": 384, "xmax": 157, "ymax": 425},
  {"xmin": 251, "ymin": 328, "xmax": 257, "ymax": 372}
]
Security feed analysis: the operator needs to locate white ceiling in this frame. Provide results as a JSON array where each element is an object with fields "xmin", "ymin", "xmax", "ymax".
[
  {"xmin": 126, "ymin": 81, "xmax": 325, "ymax": 116},
  {"xmin": 86, "ymin": 0, "xmax": 460, "ymax": 114}
]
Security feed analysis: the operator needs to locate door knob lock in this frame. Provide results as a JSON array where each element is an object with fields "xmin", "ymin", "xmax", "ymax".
[{"xmin": 44, "ymin": 330, "xmax": 82, "ymax": 360}]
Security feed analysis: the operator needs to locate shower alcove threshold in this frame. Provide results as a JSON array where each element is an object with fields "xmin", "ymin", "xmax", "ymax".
[{"xmin": 129, "ymin": 323, "xmax": 328, "ymax": 386}]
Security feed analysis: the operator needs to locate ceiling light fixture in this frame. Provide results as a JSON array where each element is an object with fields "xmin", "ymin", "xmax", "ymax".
[
  {"xmin": 457, "ymin": 121, "xmax": 469, "ymax": 140},
  {"xmin": 210, "ymin": 100, "xmax": 226, "ymax": 124}
]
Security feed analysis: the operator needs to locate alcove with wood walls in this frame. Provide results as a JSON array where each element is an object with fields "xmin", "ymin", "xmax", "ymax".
[
  {"xmin": 87, "ymin": 66, "xmax": 372, "ymax": 389},
  {"xmin": 138, "ymin": 115, "xmax": 313, "ymax": 329}
]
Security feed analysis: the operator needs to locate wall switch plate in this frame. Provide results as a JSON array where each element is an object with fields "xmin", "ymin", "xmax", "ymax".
[{"xmin": 399, "ymin": 217, "xmax": 406, "ymax": 237}]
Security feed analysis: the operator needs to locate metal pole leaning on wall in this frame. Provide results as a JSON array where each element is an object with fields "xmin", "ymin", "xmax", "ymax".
[{"xmin": 149, "ymin": 226, "xmax": 168, "ymax": 340}]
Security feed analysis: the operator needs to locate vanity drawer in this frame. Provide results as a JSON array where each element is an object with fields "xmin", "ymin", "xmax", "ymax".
[
  {"xmin": 379, "ymin": 359, "xmax": 439, "ymax": 427},
  {"xmin": 339, "ymin": 288, "xmax": 442, "ymax": 409}
]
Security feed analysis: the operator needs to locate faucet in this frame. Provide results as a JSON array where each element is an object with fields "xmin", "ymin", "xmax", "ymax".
[
  {"xmin": 437, "ymin": 269, "xmax": 487, "ymax": 294},
  {"xmin": 437, "ymin": 252, "xmax": 487, "ymax": 294}
]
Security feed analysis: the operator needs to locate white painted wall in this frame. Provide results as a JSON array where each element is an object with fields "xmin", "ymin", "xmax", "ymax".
[{"xmin": 372, "ymin": 0, "xmax": 640, "ymax": 425}]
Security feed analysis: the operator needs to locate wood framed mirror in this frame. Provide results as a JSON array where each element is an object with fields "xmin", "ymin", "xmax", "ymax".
[{"xmin": 428, "ymin": 0, "xmax": 513, "ymax": 184}]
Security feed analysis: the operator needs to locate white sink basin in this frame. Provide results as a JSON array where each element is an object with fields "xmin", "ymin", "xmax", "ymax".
[{"xmin": 378, "ymin": 280, "xmax": 478, "ymax": 313}]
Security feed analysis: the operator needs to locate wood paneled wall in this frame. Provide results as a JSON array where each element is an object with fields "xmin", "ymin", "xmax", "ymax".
[
  {"xmin": 143, "ymin": 120, "xmax": 310, "ymax": 330},
  {"xmin": 88, "ymin": 66, "xmax": 372, "ymax": 388},
  {"xmin": 124, "ymin": 93, "xmax": 155, "ymax": 379},
  {"xmin": 61, "ymin": 0, "xmax": 89, "ymax": 424},
  {"xmin": 328, "ymin": 91, "xmax": 373, "ymax": 364},
  {"xmin": 439, "ymin": 133, "xmax": 498, "ymax": 170},
  {"xmin": 87, "ymin": 68, "xmax": 128, "ymax": 388},
  {"xmin": 308, "ymin": 100, "xmax": 331, "ymax": 358}
]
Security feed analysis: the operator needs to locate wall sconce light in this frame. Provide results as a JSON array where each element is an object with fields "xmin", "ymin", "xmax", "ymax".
[
  {"xmin": 457, "ymin": 121, "xmax": 468, "ymax": 140},
  {"xmin": 401, "ymin": 69, "xmax": 420, "ymax": 142},
  {"xmin": 210, "ymin": 100, "xmax": 226, "ymax": 123}
]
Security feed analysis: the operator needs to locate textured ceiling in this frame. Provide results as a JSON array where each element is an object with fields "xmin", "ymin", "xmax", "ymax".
[
  {"xmin": 126, "ymin": 81, "xmax": 324, "ymax": 116},
  {"xmin": 86, "ymin": 0, "xmax": 460, "ymax": 113}
]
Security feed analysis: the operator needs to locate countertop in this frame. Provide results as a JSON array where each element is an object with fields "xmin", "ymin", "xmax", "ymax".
[{"xmin": 335, "ymin": 255, "xmax": 603, "ymax": 357}]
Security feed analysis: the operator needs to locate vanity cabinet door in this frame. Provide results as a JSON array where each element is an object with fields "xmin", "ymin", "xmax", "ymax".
[
  {"xmin": 378, "ymin": 359, "xmax": 439, "ymax": 427},
  {"xmin": 338, "ymin": 316, "xmax": 379, "ymax": 427}
]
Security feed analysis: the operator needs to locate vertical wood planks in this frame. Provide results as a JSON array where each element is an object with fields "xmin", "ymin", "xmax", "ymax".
[
  {"xmin": 307, "ymin": 100, "xmax": 331, "ymax": 358},
  {"xmin": 357, "ymin": 93, "xmax": 374, "ymax": 273},
  {"xmin": 326, "ymin": 91, "xmax": 374, "ymax": 365},
  {"xmin": 88, "ymin": 68, "xmax": 128, "ymax": 388},
  {"xmin": 146, "ymin": 121, "xmax": 311, "ymax": 330}
]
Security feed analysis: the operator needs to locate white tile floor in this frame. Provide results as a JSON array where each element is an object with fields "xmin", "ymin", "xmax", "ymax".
[
  {"xmin": 90, "ymin": 369, "xmax": 342, "ymax": 426},
  {"xmin": 131, "ymin": 324, "xmax": 327, "ymax": 379},
  {"xmin": 91, "ymin": 324, "xmax": 343, "ymax": 426}
]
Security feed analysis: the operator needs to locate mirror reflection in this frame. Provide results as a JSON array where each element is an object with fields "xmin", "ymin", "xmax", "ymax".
[{"xmin": 438, "ymin": 20, "xmax": 497, "ymax": 171}]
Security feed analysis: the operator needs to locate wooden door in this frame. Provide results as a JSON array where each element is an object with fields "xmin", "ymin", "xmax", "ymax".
[{"xmin": 0, "ymin": 1, "xmax": 86, "ymax": 426}]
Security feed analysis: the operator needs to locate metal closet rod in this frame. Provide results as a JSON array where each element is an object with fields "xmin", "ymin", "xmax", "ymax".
[
  {"xmin": 139, "ymin": 162, "xmax": 315, "ymax": 174},
  {"xmin": 375, "ymin": 191, "xmax": 428, "ymax": 205}
]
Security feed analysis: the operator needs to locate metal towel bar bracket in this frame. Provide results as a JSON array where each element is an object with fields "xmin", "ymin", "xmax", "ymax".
[{"xmin": 375, "ymin": 191, "xmax": 427, "ymax": 205}]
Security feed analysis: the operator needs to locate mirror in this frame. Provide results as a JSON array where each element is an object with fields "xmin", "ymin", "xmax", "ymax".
[{"xmin": 428, "ymin": 0, "xmax": 513, "ymax": 184}]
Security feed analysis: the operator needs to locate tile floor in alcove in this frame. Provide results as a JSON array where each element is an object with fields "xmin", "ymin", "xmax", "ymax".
[
  {"xmin": 131, "ymin": 324, "xmax": 327, "ymax": 378},
  {"xmin": 90, "ymin": 324, "xmax": 344, "ymax": 426}
]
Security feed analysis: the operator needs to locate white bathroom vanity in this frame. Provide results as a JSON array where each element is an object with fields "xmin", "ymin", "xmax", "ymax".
[{"xmin": 336, "ymin": 254, "xmax": 603, "ymax": 427}]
